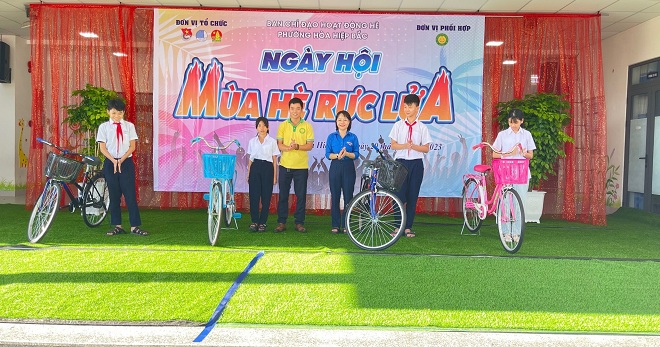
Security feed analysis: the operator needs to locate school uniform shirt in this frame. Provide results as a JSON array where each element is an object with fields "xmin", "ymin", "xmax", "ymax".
[
  {"xmin": 247, "ymin": 135, "xmax": 281, "ymax": 162},
  {"xmin": 276, "ymin": 119, "xmax": 314, "ymax": 169},
  {"xmin": 96, "ymin": 119, "xmax": 138, "ymax": 158},
  {"xmin": 388, "ymin": 118, "xmax": 431, "ymax": 160},
  {"xmin": 493, "ymin": 127, "xmax": 536, "ymax": 159},
  {"xmin": 493, "ymin": 127, "xmax": 536, "ymax": 179},
  {"xmin": 325, "ymin": 131, "xmax": 360, "ymax": 161}
]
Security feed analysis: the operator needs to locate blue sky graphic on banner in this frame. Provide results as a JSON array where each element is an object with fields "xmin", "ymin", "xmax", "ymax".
[{"xmin": 153, "ymin": 10, "xmax": 484, "ymax": 197}]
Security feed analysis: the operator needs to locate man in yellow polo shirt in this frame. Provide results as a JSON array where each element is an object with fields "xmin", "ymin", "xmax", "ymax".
[{"xmin": 275, "ymin": 97, "xmax": 315, "ymax": 233}]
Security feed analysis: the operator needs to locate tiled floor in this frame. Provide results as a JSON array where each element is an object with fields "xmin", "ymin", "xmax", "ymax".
[{"xmin": 0, "ymin": 190, "xmax": 26, "ymax": 205}]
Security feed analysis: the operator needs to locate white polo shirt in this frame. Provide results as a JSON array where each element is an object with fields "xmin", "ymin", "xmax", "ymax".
[{"xmin": 96, "ymin": 119, "xmax": 138, "ymax": 158}]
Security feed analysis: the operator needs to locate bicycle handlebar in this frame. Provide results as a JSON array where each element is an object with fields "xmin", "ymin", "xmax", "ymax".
[
  {"xmin": 37, "ymin": 137, "xmax": 101, "ymax": 164},
  {"xmin": 37, "ymin": 137, "xmax": 70, "ymax": 155},
  {"xmin": 370, "ymin": 143, "xmax": 387, "ymax": 160},
  {"xmin": 190, "ymin": 136, "xmax": 241, "ymax": 151},
  {"xmin": 472, "ymin": 142, "xmax": 523, "ymax": 156}
]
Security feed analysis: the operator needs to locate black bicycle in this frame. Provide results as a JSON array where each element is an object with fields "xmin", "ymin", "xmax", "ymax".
[{"xmin": 27, "ymin": 138, "xmax": 110, "ymax": 243}]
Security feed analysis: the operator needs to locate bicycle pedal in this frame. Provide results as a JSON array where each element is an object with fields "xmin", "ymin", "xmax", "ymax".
[
  {"xmin": 203, "ymin": 193, "xmax": 209, "ymax": 201},
  {"xmin": 233, "ymin": 212, "xmax": 242, "ymax": 219}
]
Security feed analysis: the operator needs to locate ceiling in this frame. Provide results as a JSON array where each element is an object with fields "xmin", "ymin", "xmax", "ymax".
[{"xmin": 1, "ymin": 0, "xmax": 660, "ymax": 40}]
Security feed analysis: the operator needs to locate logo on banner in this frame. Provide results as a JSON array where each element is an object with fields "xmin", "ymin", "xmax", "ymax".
[
  {"xmin": 436, "ymin": 33, "xmax": 448, "ymax": 46},
  {"xmin": 181, "ymin": 28, "xmax": 193, "ymax": 40},
  {"xmin": 211, "ymin": 30, "xmax": 223, "ymax": 42},
  {"xmin": 196, "ymin": 30, "xmax": 208, "ymax": 42}
]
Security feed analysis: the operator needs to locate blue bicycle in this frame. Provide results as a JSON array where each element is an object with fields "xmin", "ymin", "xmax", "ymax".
[
  {"xmin": 344, "ymin": 144, "xmax": 408, "ymax": 250},
  {"xmin": 191, "ymin": 136, "xmax": 242, "ymax": 245}
]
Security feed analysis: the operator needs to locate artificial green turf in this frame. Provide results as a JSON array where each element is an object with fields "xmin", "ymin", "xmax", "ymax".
[{"xmin": 1, "ymin": 204, "xmax": 659, "ymax": 332}]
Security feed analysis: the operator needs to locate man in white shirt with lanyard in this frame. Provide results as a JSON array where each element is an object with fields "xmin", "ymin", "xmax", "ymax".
[{"xmin": 388, "ymin": 94, "xmax": 431, "ymax": 238}]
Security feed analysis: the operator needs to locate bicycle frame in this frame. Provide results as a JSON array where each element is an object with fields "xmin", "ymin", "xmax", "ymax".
[
  {"xmin": 461, "ymin": 142, "xmax": 524, "ymax": 233},
  {"xmin": 363, "ymin": 143, "xmax": 387, "ymax": 218},
  {"xmin": 461, "ymin": 142, "xmax": 526, "ymax": 253},
  {"xmin": 28, "ymin": 138, "xmax": 109, "ymax": 243},
  {"xmin": 190, "ymin": 136, "xmax": 242, "ymax": 245},
  {"xmin": 344, "ymin": 143, "xmax": 406, "ymax": 251},
  {"xmin": 37, "ymin": 138, "xmax": 103, "ymax": 212},
  {"xmin": 462, "ymin": 173, "xmax": 510, "ymax": 220},
  {"xmin": 58, "ymin": 168, "xmax": 99, "ymax": 212}
]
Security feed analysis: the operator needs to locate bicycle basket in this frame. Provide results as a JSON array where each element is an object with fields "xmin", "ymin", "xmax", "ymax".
[
  {"xmin": 202, "ymin": 153, "xmax": 236, "ymax": 179},
  {"xmin": 492, "ymin": 158, "xmax": 529, "ymax": 185},
  {"xmin": 373, "ymin": 157, "xmax": 408, "ymax": 192},
  {"xmin": 45, "ymin": 152, "xmax": 85, "ymax": 183}
]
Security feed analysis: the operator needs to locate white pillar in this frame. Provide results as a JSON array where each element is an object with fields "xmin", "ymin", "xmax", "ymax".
[{"xmin": 0, "ymin": 36, "xmax": 31, "ymax": 199}]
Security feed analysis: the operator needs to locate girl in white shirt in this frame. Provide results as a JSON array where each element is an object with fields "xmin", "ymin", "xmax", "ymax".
[
  {"xmin": 492, "ymin": 108, "xmax": 536, "ymax": 205},
  {"xmin": 246, "ymin": 117, "xmax": 280, "ymax": 232}
]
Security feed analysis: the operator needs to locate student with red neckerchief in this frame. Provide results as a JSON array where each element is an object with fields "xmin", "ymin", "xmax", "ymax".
[
  {"xmin": 97, "ymin": 98, "xmax": 149, "ymax": 237},
  {"xmin": 388, "ymin": 94, "xmax": 431, "ymax": 238}
]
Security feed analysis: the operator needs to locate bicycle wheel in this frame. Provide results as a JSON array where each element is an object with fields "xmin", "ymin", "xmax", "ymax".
[
  {"xmin": 82, "ymin": 174, "xmax": 110, "ymax": 227},
  {"xmin": 497, "ymin": 188, "xmax": 525, "ymax": 254},
  {"xmin": 223, "ymin": 179, "xmax": 235, "ymax": 227},
  {"xmin": 345, "ymin": 189, "xmax": 405, "ymax": 251},
  {"xmin": 27, "ymin": 181, "xmax": 60, "ymax": 243},
  {"xmin": 462, "ymin": 178, "xmax": 483, "ymax": 233},
  {"xmin": 208, "ymin": 182, "xmax": 222, "ymax": 246}
]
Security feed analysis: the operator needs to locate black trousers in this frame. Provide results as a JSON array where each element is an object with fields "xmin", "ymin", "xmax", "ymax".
[
  {"xmin": 329, "ymin": 159, "xmax": 356, "ymax": 228},
  {"xmin": 395, "ymin": 159, "xmax": 424, "ymax": 230},
  {"xmin": 277, "ymin": 167, "xmax": 308, "ymax": 225},
  {"xmin": 103, "ymin": 158, "xmax": 141, "ymax": 227},
  {"xmin": 248, "ymin": 159, "xmax": 274, "ymax": 225}
]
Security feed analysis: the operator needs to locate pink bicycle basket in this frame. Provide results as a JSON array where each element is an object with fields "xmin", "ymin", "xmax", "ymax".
[{"xmin": 492, "ymin": 158, "xmax": 529, "ymax": 185}]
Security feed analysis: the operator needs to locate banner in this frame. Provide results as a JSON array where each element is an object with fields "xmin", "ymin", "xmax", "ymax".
[{"xmin": 153, "ymin": 9, "xmax": 484, "ymax": 197}]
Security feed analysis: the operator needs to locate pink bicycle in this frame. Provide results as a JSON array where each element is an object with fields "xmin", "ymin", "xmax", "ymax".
[{"xmin": 462, "ymin": 142, "xmax": 527, "ymax": 253}]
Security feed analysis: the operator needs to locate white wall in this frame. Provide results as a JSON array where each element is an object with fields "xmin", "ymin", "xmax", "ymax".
[
  {"xmin": 0, "ymin": 35, "xmax": 31, "ymax": 196},
  {"xmin": 602, "ymin": 16, "xmax": 660, "ymax": 211}
]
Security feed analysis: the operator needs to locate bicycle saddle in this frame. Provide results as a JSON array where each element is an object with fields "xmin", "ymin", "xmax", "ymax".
[
  {"xmin": 82, "ymin": 155, "xmax": 102, "ymax": 167},
  {"xmin": 473, "ymin": 164, "xmax": 492, "ymax": 173}
]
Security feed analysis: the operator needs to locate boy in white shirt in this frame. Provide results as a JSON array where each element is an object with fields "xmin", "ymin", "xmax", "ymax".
[
  {"xmin": 388, "ymin": 94, "xmax": 431, "ymax": 238},
  {"xmin": 97, "ymin": 99, "xmax": 149, "ymax": 236}
]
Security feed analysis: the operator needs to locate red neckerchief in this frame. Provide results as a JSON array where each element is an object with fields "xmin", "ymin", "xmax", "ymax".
[
  {"xmin": 113, "ymin": 121, "xmax": 123, "ymax": 157},
  {"xmin": 405, "ymin": 119, "xmax": 417, "ymax": 155}
]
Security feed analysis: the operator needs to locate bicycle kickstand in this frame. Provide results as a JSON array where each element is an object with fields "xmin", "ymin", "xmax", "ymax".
[{"xmin": 460, "ymin": 220, "xmax": 480, "ymax": 236}]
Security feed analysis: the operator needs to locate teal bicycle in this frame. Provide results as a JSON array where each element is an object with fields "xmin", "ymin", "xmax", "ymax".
[{"xmin": 191, "ymin": 136, "xmax": 242, "ymax": 245}]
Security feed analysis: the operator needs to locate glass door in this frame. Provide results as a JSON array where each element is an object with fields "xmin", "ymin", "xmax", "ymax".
[
  {"xmin": 625, "ymin": 87, "xmax": 660, "ymax": 213},
  {"xmin": 653, "ymin": 90, "xmax": 660, "ymax": 213}
]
